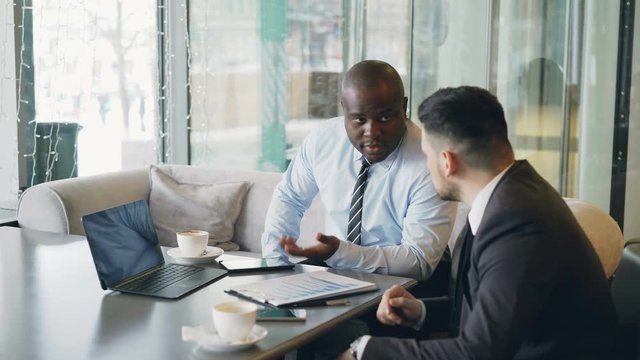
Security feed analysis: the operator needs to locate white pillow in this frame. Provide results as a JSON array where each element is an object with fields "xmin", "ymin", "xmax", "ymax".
[{"xmin": 149, "ymin": 165, "xmax": 251, "ymax": 251}]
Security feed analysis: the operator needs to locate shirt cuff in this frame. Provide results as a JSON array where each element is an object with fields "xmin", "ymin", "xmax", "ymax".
[
  {"xmin": 412, "ymin": 300, "xmax": 427, "ymax": 330},
  {"xmin": 325, "ymin": 238, "xmax": 348, "ymax": 265},
  {"xmin": 356, "ymin": 335, "xmax": 371, "ymax": 360}
]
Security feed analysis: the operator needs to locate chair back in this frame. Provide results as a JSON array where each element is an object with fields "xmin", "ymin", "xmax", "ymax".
[
  {"xmin": 611, "ymin": 241, "xmax": 640, "ymax": 359},
  {"xmin": 564, "ymin": 198, "xmax": 624, "ymax": 278}
]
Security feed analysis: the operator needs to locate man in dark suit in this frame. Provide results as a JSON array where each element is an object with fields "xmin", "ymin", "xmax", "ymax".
[{"xmin": 343, "ymin": 86, "xmax": 621, "ymax": 359}]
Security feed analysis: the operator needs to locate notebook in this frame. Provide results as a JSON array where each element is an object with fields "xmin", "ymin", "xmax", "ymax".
[
  {"xmin": 225, "ymin": 271, "xmax": 377, "ymax": 307},
  {"xmin": 82, "ymin": 200, "xmax": 227, "ymax": 299}
]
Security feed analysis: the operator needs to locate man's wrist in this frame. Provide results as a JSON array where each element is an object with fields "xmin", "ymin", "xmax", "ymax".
[
  {"xmin": 350, "ymin": 335, "xmax": 371, "ymax": 360},
  {"xmin": 325, "ymin": 238, "xmax": 346, "ymax": 264},
  {"xmin": 412, "ymin": 300, "xmax": 427, "ymax": 330}
]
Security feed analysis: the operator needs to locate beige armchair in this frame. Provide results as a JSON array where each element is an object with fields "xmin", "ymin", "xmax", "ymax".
[
  {"xmin": 448, "ymin": 198, "xmax": 623, "ymax": 279},
  {"xmin": 564, "ymin": 198, "xmax": 624, "ymax": 278}
]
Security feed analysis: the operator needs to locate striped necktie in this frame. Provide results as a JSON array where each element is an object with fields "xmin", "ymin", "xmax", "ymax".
[{"xmin": 347, "ymin": 160, "xmax": 371, "ymax": 245}]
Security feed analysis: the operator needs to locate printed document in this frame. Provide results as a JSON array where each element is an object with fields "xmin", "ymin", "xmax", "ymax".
[{"xmin": 225, "ymin": 271, "xmax": 377, "ymax": 307}]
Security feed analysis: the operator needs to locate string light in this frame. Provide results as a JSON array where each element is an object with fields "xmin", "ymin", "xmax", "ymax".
[
  {"xmin": 5, "ymin": 0, "xmax": 163, "ymax": 191},
  {"xmin": 0, "ymin": 1, "xmax": 19, "ymax": 204},
  {"xmin": 2, "ymin": 0, "xmax": 346, "ymax": 204},
  {"xmin": 191, "ymin": 1, "xmax": 212, "ymax": 163},
  {"xmin": 163, "ymin": 0, "xmax": 171, "ymax": 162}
]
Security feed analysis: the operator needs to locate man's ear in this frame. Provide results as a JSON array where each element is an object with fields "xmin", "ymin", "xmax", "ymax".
[{"xmin": 441, "ymin": 150, "xmax": 458, "ymax": 177}]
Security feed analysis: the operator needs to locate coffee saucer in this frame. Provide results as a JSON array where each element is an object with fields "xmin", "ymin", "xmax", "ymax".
[
  {"xmin": 167, "ymin": 246, "xmax": 224, "ymax": 264},
  {"xmin": 182, "ymin": 323, "xmax": 267, "ymax": 352}
]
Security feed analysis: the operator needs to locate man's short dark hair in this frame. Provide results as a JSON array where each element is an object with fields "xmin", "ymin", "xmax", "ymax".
[{"xmin": 418, "ymin": 86, "xmax": 512, "ymax": 169}]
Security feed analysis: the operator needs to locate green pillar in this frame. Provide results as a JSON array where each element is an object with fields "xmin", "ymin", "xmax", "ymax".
[{"xmin": 258, "ymin": 0, "xmax": 288, "ymax": 172}]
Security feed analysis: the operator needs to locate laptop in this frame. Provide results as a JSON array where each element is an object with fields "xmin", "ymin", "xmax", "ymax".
[{"xmin": 82, "ymin": 199, "xmax": 227, "ymax": 299}]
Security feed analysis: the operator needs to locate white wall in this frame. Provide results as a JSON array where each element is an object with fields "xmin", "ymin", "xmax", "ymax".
[{"xmin": 0, "ymin": 1, "xmax": 19, "ymax": 209}]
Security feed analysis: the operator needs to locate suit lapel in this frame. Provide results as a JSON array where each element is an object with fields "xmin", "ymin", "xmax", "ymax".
[
  {"xmin": 458, "ymin": 161, "xmax": 523, "ymax": 309},
  {"xmin": 451, "ymin": 162, "xmax": 526, "ymax": 331}
]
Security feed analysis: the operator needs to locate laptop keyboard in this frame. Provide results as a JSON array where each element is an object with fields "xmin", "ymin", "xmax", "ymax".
[{"xmin": 119, "ymin": 263, "xmax": 203, "ymax": 293}]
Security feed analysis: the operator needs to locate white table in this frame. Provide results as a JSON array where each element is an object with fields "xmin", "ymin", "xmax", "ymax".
[{"xmin": 0, "ymin": 226, "xmax": 416, "ymax": 360}]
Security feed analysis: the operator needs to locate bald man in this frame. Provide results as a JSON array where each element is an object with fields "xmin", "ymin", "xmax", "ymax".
[{"xmin": 261, "ymin": 60, "xmax": 455, "ymax": 281}]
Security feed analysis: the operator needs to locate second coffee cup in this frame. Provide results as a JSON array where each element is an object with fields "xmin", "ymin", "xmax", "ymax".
[{"xmin": 212, "ymin": 301, "xmax": 258, "ymax": 342}]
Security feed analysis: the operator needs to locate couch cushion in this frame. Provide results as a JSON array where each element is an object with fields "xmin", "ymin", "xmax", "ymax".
[
  {"xmin": 149, "ymin": 165, "xmax": 250, "ymax": 251},
  {"xmin": 155, "ymin": 165, "xmax": 283, "ymax": 252},
  {"xmin": 155, "ymin": 165, "xmax": 325, "ymax": 252}
]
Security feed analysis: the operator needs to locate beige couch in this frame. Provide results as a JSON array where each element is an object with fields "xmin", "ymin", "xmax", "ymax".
[
  {"xmin": 16, "ymin": 165, "xmax": 324, "ymax": 253},
  {"xmin": 16, "ymin": 165, "xmax": 623, "ymax": 278}
]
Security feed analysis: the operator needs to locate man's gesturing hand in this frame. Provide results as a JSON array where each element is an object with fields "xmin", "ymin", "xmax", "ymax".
[{"xmin": 278, "ymin": 232, "xmax": 341, "ymax": 261}]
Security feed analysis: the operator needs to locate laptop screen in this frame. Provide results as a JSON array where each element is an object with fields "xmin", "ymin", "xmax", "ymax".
[{"xmin": 82, "ymin": 200, "xmax": 163, "ymax": 289}]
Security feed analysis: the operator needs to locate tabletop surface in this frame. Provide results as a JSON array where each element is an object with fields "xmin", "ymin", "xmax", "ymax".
[{"xmin": 0, "ymin": 226, "xmax": 416, "ymax": 360}]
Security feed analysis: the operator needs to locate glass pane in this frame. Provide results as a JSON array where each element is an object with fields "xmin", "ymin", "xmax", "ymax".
[
  {"xmin": 494, "ymin": 1, "xmax": 570, "ymax": 192},
  {"xmin": 574, "ymin": 1, "xmax": 618, "ymax": 209},
  {"xmin": 189, "ymin": 0, "xmax": 416, "ymax": 172},
  {"xmin": 188, "ymin": 1, "xmax": 261, "ymax": 170},
  {"xmin": 0, "ymin": 0, "xmax": 19, "ymax": 208},
  {"xmin": 364, "ymin": 0, "xmax": 411, "ymax": 88},
  {"xmin": 189, "ymin": 0, "xmax": 344, "ymax": 171},
  {"xmin": 410, "ymin": 0, "xmax": 490, "ymax": 118},
  {"xmin": 625, "ymin": 0, "xmax": 640, "ymax": 241},
  {"xmin": 493, "ymin": 0, "xmax": 619, "ymax": 208},
  {"xmin": 30, "ymin": 0, "xmax": 159, "ymax": 182}
]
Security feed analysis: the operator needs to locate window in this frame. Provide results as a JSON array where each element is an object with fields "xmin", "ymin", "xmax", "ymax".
[
  {"xmin": 2, "ymin": 0, "xmax": 637, "ymax": 239},
  {"xmin": 17, "ymin": 0, "xmax": 159, "ymax": 189},
  {"xmin": 188, "ymin": 0, "xmax": 345, "ymax": 171}
]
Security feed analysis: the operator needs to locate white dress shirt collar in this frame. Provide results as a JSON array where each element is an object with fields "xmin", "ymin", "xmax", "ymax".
[{"xmin": 468, "ymin": 162, "xmax": 514, "ymax": 235}]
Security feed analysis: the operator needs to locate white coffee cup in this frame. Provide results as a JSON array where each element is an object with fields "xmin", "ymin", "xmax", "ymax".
[
  {"xmin": 176, "ymin": 230, "xmax": 209, "ymax": 257},
  {"xmin": 212, "ymin": 301, "xmax": 257, "ymax": 342}
]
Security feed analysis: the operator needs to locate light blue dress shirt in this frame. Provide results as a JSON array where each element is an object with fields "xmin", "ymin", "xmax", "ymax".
[{"xmin": 261, "ymin": 117, "xmax": 456, "ymax": 280}]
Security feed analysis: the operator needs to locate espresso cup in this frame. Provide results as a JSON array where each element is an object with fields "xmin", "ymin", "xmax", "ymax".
[
  {"xmin": 176, "ymin": 230, "xmax": 209, "ymax": 257},
  {"xmin": 212, "ymin": 301, "xmax": 257, "ymax": 342}
]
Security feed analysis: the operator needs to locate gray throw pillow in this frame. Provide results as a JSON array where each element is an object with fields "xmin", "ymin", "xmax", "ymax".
[{"xmin": 149, "ymin": 165, "xmax": 251, "ymax": 251}]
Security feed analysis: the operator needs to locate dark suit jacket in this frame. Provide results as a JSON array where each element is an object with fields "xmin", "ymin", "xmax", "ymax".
[{"xmin": 364, "ymin": 160, "xmax": 621, "ymax": 359}]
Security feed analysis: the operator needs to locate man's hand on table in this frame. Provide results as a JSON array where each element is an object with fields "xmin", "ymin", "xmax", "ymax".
[{"xmin": 377, "ymin": 284, "xmax": 423, "ymax": 327}]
